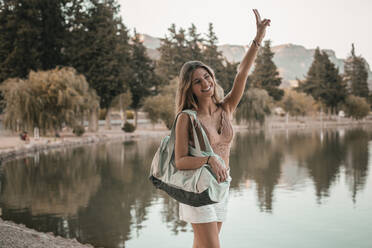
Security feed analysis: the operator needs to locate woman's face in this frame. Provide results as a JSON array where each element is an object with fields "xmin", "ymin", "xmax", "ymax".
[{"xmin": 190, "ymin": 68, "xmax": 214, "ymax": 100}]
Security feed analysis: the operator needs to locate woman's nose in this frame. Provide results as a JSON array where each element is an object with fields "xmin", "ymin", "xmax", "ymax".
[{"xmin": 201, "ymin": 79, "xmax": 209, "ymax": 87}]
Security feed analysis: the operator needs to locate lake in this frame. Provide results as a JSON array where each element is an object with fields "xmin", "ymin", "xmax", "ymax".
[{"xmin": 0, "ymin": 127, "xmax": 371, "ymax": 248}]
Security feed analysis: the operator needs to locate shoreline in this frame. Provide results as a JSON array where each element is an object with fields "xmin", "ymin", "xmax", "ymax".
[
  {"xmin": 2, "ymin": 117, "xmax": 372, "ymax": 163},
  {"xmin": 0, "ymin": 217, "xmax": 93, "ymax": 248},
  {"xmin": 0, "ymin": 128, "xmax": 169, "ymax": 163}
]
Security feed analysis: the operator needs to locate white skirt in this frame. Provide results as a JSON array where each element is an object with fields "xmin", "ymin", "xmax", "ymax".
[{"xmin": 179, "ymin": 192, "xmax": 229, "ymax": 224}]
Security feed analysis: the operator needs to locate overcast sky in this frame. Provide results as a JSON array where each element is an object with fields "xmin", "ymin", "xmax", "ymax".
[{"xmin": 119, "ymin": 0, "xmax": 372, "ymax": 65}]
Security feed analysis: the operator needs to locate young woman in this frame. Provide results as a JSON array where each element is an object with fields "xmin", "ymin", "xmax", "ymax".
[{"xmin": 174, "ymin": 9, "xmax": 270, "ymax": 248}]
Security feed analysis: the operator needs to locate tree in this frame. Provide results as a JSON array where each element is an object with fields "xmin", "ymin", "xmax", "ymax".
[
  {"xmin": 249, "ymin": 40, "xmax": 283, "ymax": 101},
  {"xmin": 0, "ymin": 0, "xmax": 69, "ymax": 83},
  {"xmin": 344, "ymin": 44, "xmax": 369, "ymax": 99},
  {"xmin": 157, "ymin": 24, "xmax": 191, "ymax": 81},
  {"xmin": 203, "ymin": 23, "xmax": 230, "ymax": 92},
  {"xmin": 65, "ymin": 0, "xmax": 132, "ymax": 110},
  {"xmin": 187, "ymin": 23, "xmax": 204, "ymax": 62},
  {"xmin": 236, "ymin": 88, "xmax": 272, "ymax": 127},
  {"xmin": 0, "ymin": 67, "xmax": 99, "ymax": 135},
  {"xmin": 297, "ymin": 47, "xmax": 347, "ymax": 114},
  {"xmin": 343, "ymin": 95, "xmax": 370, "ymax": 120},
  {"xmin": 143, "ymin": 78, "xmax": 177, "ymax": 129},
  {"xmin": 280, "ymin": 89, "xmax": 317, "ymax": 117},
  {"xmin": 129, "ymin": 31, "xmax": 160, "ymax": 127}
]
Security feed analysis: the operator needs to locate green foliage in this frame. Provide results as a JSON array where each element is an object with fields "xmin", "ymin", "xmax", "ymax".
[
  {"xmin": 236, "ymin": 88, "xmax": 272, "ymax": 126},
  {"xmin": 249, "ymin": 40, "xmax": 283, "ymax": 101},
  {"xmin": 344, "ymin": 44, "xmax": 369, "ymax": 99},
  {"xmin": 143, "ymin": 78, "xmax": 177, "ymax": 129},
  {"xmin": 343, "ymin": 95, "xmax": 370, "ymax": 120},
  {"xmin": 64, "ymin": 0, "xmax": 131, "ymax": 109},
  {"xmin": 156, "ymin": 23, "xmax": 237, "ymax": 94},
  {"xmin": 297, "ymin": 47, "xmax": 347, "ymax": 113},
  {"xmin": 73, "ymin": 125, "xmax": 85, "ymax": 137},
  {"xmin": 129, "ymin": 31, "xmax": 159, "ymax": 110},
  {"xmin": 110, "ymin": 90, "xmax": 132, "ymax": 111},
  {"xmin": 0, "ymin": 0, "xmax": 67, "ymax": 83},
  {"xmin": 122, "ymin": 122, "xmax": 136, "ymax": 132},
  {"xmin": 0, "ymin": 67, "xmax": 99, "ymax": 134},
  {"xmin": 280, "ymin": 89, "xmax": 317, "ymax": 117},
  {"xmin": 157, "ymin": 24, "xmax": 193, "ymax": 80},
  {"xmin": 126, "ymin": 110, "xmax": 134, "ymax": 120}
]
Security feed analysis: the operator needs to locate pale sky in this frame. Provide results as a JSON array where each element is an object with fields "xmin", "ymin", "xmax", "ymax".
[{"xmin": 119, "ymin": 0, "xmax": 372, "ymax": 65}]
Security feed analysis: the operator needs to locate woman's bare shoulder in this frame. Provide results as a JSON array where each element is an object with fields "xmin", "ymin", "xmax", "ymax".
[{"xmin": 175, "ymin": 112, "xmax": 191, "ymax": 130}]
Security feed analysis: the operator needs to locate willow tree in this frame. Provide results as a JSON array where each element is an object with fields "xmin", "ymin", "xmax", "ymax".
[
  {"xmin": 143, "ymin": 78, "xmax": 177, "ymax": 129},
  {"xmin": 236, "ymin": 88, "xmax": 272, "ymax": 128},
  {"xmin": 0, "ymin": 67, "xmax": 99, "ymax": 135}
]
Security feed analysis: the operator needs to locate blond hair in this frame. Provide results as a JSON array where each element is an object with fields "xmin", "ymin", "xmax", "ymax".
[{"xmin": 176, "ymin": 61, "xmax": 224, "ymax": 114}]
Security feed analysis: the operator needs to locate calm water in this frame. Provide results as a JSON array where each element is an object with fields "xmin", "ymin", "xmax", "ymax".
[{"xmin": 0, "ymin": 128, "xmax": 371, "ymax": 248}]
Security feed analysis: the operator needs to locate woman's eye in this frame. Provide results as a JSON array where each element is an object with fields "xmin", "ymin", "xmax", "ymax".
[{"xmin": 205, "ymin": 74, "xmax": 210, "ymax": 79}]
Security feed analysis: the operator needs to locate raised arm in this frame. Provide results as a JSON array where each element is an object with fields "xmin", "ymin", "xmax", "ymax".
[{"xmin": 223, "ymin": 9, "xmax": 271, "ymax": 113}]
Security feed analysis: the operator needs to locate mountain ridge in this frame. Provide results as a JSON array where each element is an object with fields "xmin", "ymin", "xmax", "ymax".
[{"xmin": 139, "ymin": 34, "xmax": 372, "ymax": 89}]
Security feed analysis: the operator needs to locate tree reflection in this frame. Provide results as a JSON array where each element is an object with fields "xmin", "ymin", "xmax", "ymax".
[
  {"xmin": 75, "ymin": 139, "xmax": 160, "ymax": 248},
  {"xmin": 230, "ymin": 131, "xmax": 283, "ymax": 212},
  {"xmin": 1, "ymin": 146, "xmax": 101, "ymax": 216},
  {"xmin": 343, "ymin": 129, "xmax": 370, "ymax": 202}
]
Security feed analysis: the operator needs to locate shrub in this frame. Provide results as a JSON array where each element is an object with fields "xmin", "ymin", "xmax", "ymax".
[
  {"xmin": 236, "ymin": 88, "xmax": 272, "ymax": 126},
  {"xmin": 143, "ymin": 79, "xmax": 177, "ymax": 130},
  {"xmin": 126, "ymin": 110, "xmax": 134, "ymax": 120},
  {"xmin": 343, "ymin": 95, "xmax": 370, "ymax": 120},
  {"xmin": 73, "ymin": 125, "xmax": 85, "ymax": 136},
  {"xmin": 280, "ymin": 89, "xmax": 317, "ymax": 117},
  {"xmin": 122, "ymin": 122, "xmax": 136, "ymax": 133}
]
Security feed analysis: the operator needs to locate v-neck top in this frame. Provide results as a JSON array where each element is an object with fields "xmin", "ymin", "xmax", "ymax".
[{"xmin": 189, "ymin": 106, "xmax": 234, "ymax": 167}]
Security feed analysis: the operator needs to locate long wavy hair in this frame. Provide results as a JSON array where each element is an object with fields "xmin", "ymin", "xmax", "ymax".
[{"xmin": 176, "ymin": 61, "xmax": 224, "ymax": 114}]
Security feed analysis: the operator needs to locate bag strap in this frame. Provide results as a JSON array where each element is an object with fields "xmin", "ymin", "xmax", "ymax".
[
  {"xmin": 181, "ymin": 110, "xmax": 213, "ymax": 153},
  {"xmin": 166, "ymin": 110, "xmax": 214, "ymax": 166}
]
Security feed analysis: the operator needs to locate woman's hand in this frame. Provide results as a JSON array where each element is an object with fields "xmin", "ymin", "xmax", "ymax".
[
  {"xmin": 208, "ymin": 156, "xmax": 228, "ymax": 183},
  {"xmin": 253, "ymin": 9, "xmax": 271, "ymax": 44}
]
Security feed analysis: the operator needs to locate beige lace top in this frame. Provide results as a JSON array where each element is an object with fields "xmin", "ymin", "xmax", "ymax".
[{"xmin": 189, "ymin": 107, "xmax": 234, "ymax": 167}]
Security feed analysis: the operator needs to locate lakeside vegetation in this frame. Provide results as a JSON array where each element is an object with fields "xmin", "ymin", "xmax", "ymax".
[{"xmin": 0, "ymin": 0, "xmax": 371, "ymax": 136}]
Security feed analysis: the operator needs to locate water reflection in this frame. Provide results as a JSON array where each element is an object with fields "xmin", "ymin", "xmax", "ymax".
[{"xmin": 0, "ymin": 128, "xmax": 371, "ymax": 247}]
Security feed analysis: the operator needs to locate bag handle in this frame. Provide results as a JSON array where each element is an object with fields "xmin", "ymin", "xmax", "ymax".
[
  {"xmin": 181, "ymin": 110, "xmax": 213, "ymax": 153},
  {"xmin": 166, "ymin": 110, "xmax": 214, "ymax": 166}
]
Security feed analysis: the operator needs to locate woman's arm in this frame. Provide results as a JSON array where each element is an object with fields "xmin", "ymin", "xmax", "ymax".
[
  {"xmin": 174, "ymin": 113, "xmax": 208, "ymax": 170},
  {"xmin": 223, "ymin": 9, "xmax": 271, "ymax": 113},
  {"xmin": 174, "ymin": 113, "xmax": 228, "ymax": 183}
]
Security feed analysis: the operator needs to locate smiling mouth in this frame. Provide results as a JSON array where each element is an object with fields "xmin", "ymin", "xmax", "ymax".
[{"xmin": 201, "ymin": 86, "xmax": 211, "ymax": 92}]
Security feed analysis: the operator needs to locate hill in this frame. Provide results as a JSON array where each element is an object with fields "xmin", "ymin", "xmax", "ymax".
[{"xmin": 139, "ymin": 34, "xmax": 372, "ymax": 89}]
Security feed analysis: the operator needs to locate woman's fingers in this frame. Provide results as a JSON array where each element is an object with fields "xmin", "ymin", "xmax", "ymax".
[{"xmin": 253, "ymin": 9, "xmax": 261, "ymax": 24}]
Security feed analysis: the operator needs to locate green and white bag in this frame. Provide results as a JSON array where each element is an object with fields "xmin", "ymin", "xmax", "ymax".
[{"xmin": 149, "ymin": 109, "xmax": 231, "ymax": 207}]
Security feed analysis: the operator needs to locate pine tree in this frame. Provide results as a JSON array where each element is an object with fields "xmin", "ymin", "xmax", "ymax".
[
  {"xmin": 65, "ymin": 0, "xmax": 132, "ymax": 109},
  {"xmin": 157, "ymin": 24, "xmax": 190, "ymax": 81},
  {"xmin": 187, "ymin": 23, "xmax": 204, "ymax": 62},
  {"xmin": 249, "ymin": 40, "xmax": 283, "ymax": 101},
  {"xmin": 0, "ymin": 0, "xmax": 67, "ymax": 82},
  {"xmin": 129, "ymin": 31, "xmax": 159, "ymax": 127},
  {"xmin": 344, "ymin": 44, "xmax": 369, "ymax": 99},
  {"xmin": 296, "ymin": 48, "xmax": 324, "ymax": 100},
  {"xmin": 298, "ymin": 47, "xmax": 347, "ymax": 113},
  {"xmin": 203, "ymin": 23, "xmax": 227, "ymax": 91}
]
